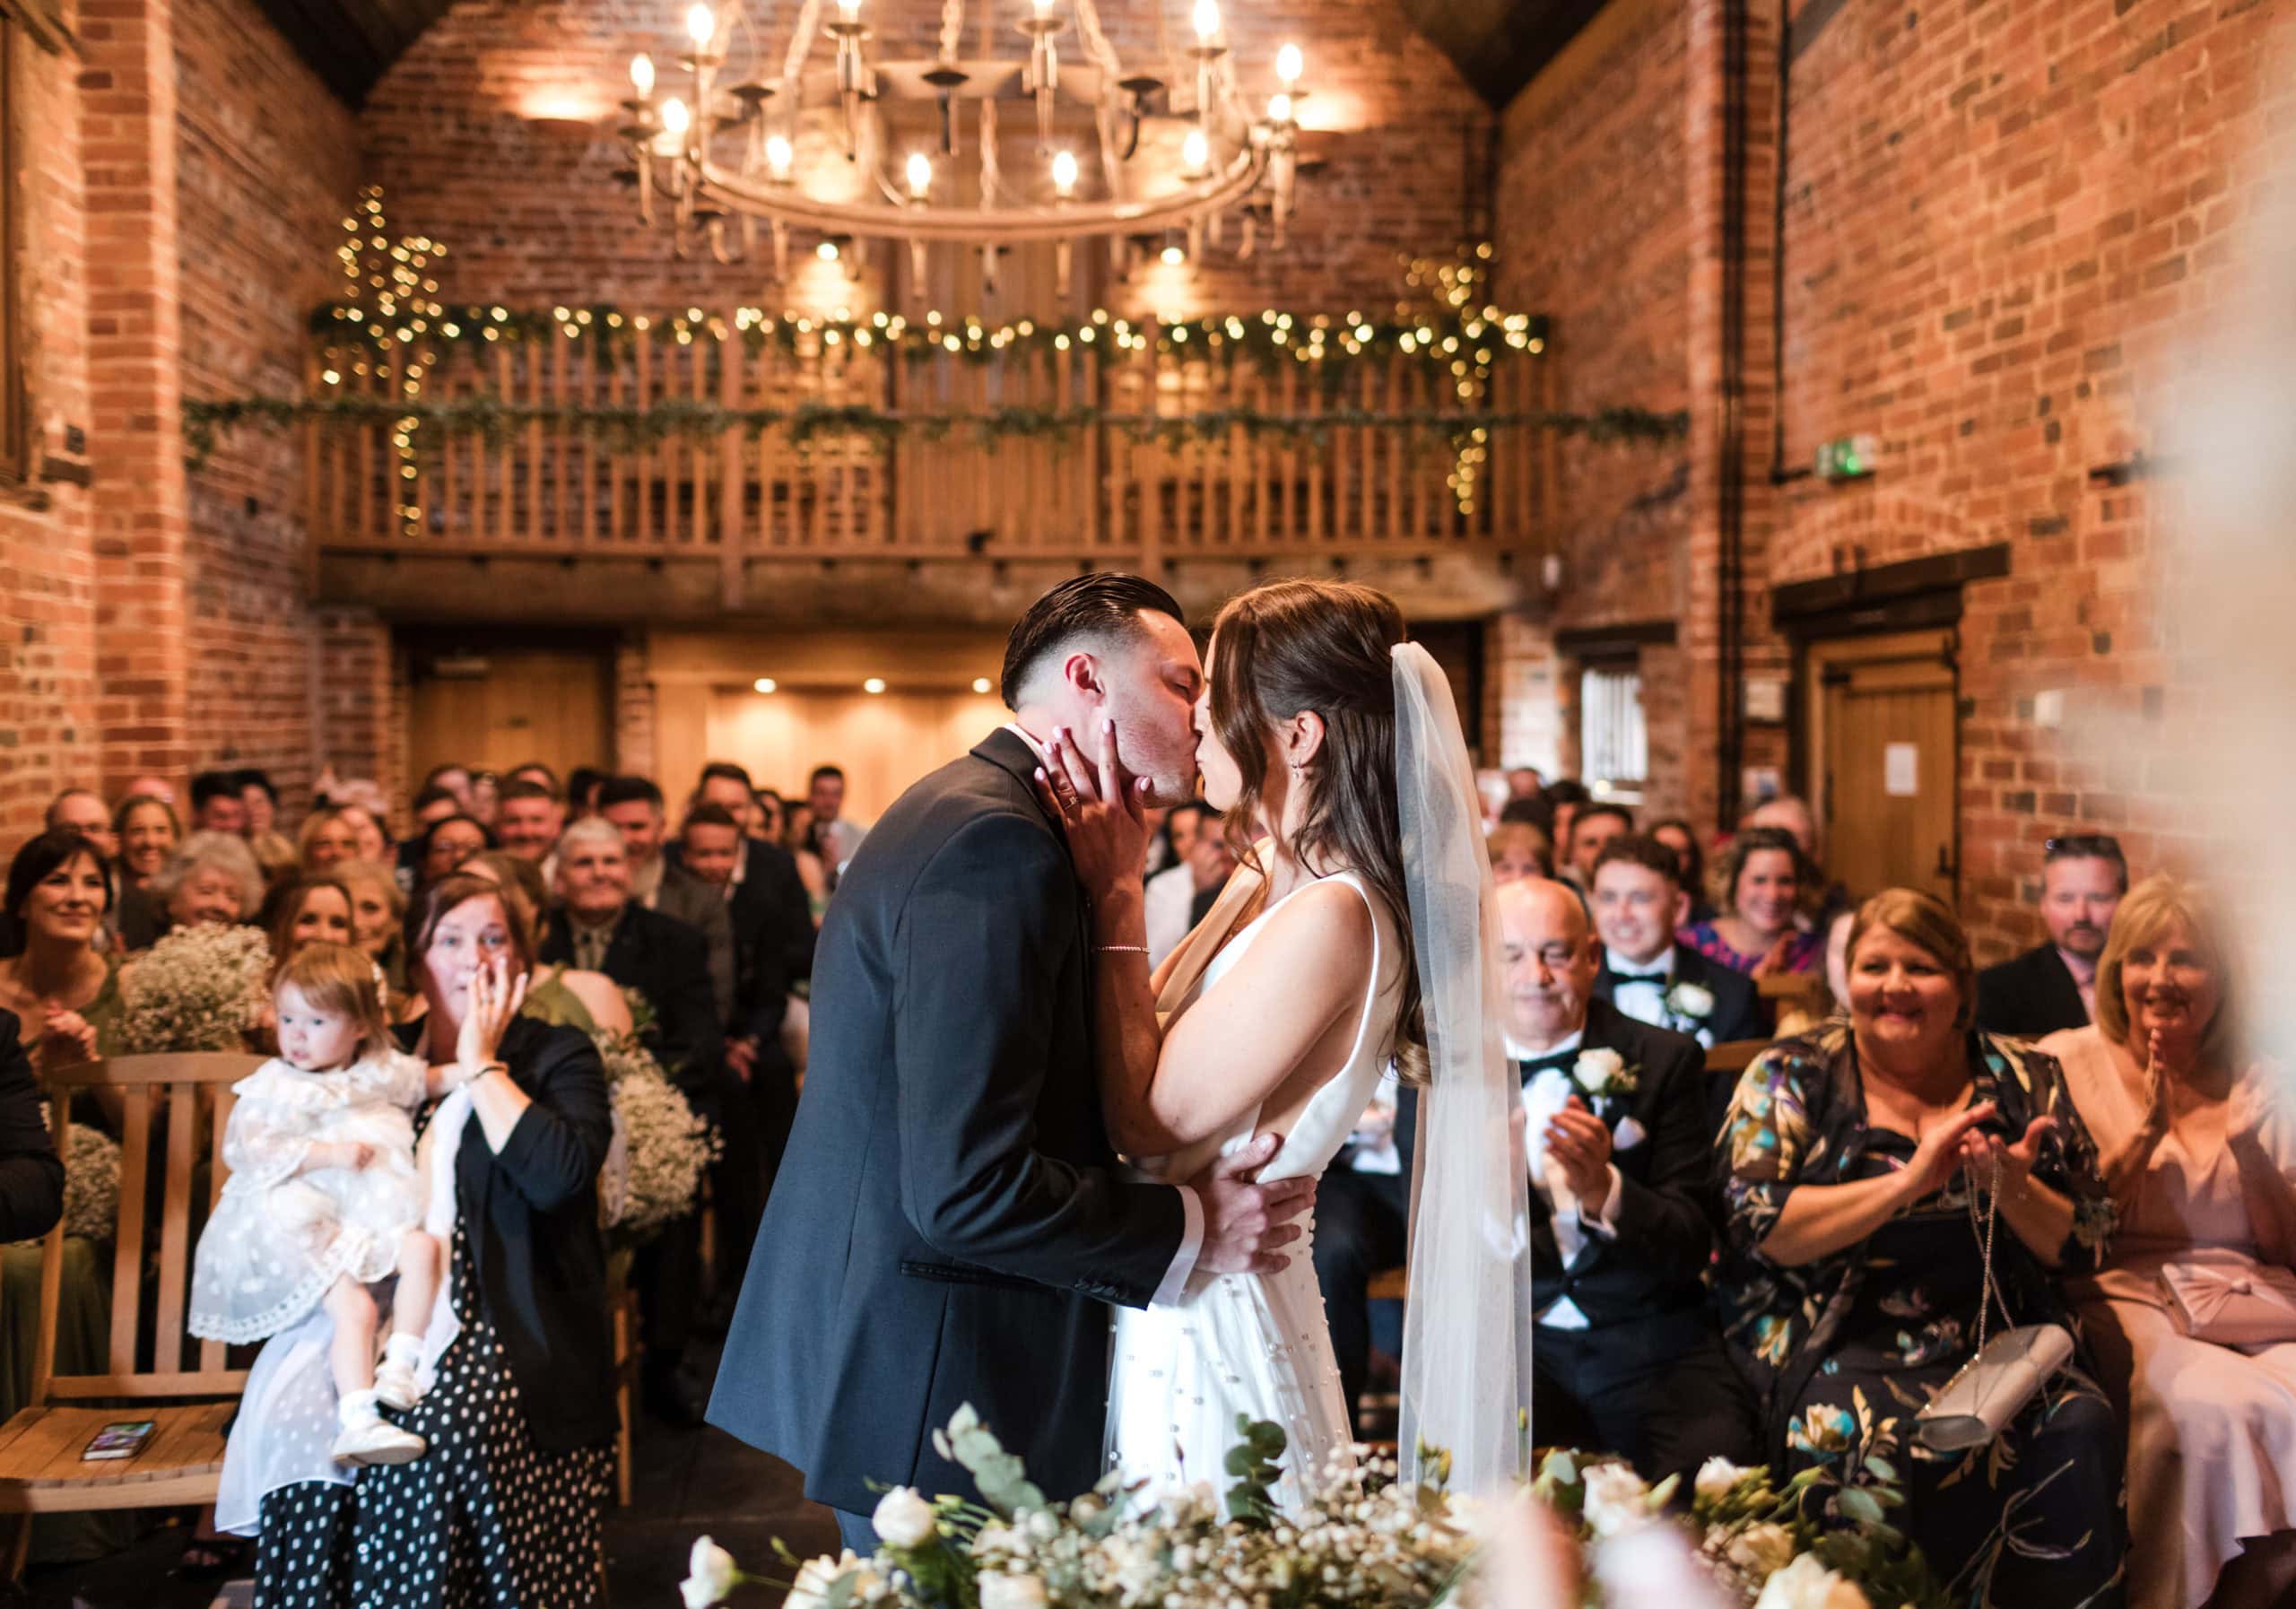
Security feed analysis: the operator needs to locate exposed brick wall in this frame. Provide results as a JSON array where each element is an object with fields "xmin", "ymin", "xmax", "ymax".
[
  {"xmin": 316, "ymin": 607, "xmax": 404, "ymax": 822},
  {"xmin": 1484, "ymin": 607, "xmax": 1562, "ymax": 778},
  {"xmin": 175, "ymin": 0, "xmax": 358, "ymax": 813},
  {"xmin": 0, "ymin": 15, "xmax": 100, "ymax": 847}
]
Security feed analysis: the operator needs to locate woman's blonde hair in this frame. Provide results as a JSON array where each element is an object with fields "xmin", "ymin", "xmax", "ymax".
[
  {"xmin": 1847, "ymin": 887, "xmax": 1978, "ymax": 1031},
  {"xmin": 274, "ymin": 941, "xmax": 392, "ymax": 1055},
  {"xmin": 2094, "ymin": 874, "xmax": 2236, "ymax": 1065}
]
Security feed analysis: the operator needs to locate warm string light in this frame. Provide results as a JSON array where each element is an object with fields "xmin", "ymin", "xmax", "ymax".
[{"xmin": 330, "ymin": 187, "xmax": 448, "ymax": 535}]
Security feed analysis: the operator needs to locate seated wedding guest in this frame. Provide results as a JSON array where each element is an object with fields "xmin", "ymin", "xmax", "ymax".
[
  {"xmin": 332, "ymin": 798, "xmax": 393, "ymax": 867},
  {"xmin": 504, "ymin": 761, "xmax": 559, "ymax": 796},
  {"xmin": 1775, "ymin": 905, "xmax": 1857, "ymax": 1039},
  {"xmin": 1590, "ymin": 836, "xmax": 1763, "ymax": 1060},
  {"xmin": 121, "ymin": 776, "xmax": 177, "ymax": 806},
  {"xmin": 1543, "ymin": 779, "xmax": 1590, "ymax": 861},
  {"xmin": 1682, "ymin": 827, "xmax": 1822, "ymax": 978},
  {"xmin": 1487, "ymin": 821, "xmax": 1552, "ymax": 885},
  {"xmin": 1978, "ymin": 833, "xmax": 2127, "ymax": 1040},
  {"xmin": 689, "ymin": 761, "xmax": 763, "ymax": 839},
  {"xmin": 0, "ymin": 831, "xmax": 123, "ymax": 1074},
  {"xmin": 395, "ymin": 783, "xmax": 464, "ymax": 888},
  {"xmin": 418, "ymin": 762, "xmax": 474, "ymax": 811},
  {"xmin": 1508, "ymin": 765, "xmax": 1544, "ymax": 802},
  {"xmin": 807, "ymin": 764, "xmax": 868, "ymax": 873},
  {"xmin": 1404, "ymin": 877, "xmax": 1754, "ymax": 1483},
  {"xmin": 412, "ymin": 812, "xmax": 495, "ymax": 888},
  {"xmin": 189, "ymin": 770, "xmax": 248, "ymax": 835},
  {"xmin": 1746, "ymin": 793, "xmax": 1849, "ymax": 919},
  {"xmin": 1184, "ymin": 813, "xmax": 1239, "ymax": 930},
  {"xmin": 248, "ymin": 874, "xmax": 616, "ymax": 1605},
  {"xmin": 752, "ymin": 787, "xmax": 787, "ymax": 843},
  {"xmin": 1649, "ymin": 817, "xmax": 1716, "ymax": 925},
  {"xmin": 540, "ymin": 817, "xmax": 722, "ymax": 1424},
  {"xmin": 459, "ymin": 852, "xmax": 634, "ymax": 1039},
  {"xmin": 495, "ymin": 778, "xmax": 564, "ymax": 870},
  {"xmin": 297, "ymin": 808, "xmax": 361, "ymax": 874},
  {"xmin": 258, "ymin": 874, "xmax": 356, "ymax": 968},
  {"xmin": 149, "ymin": 831, "xmax": 265, "ymax": 939},
  {"xmin": 333, "ymin": 858, "xmax": 407, "ymax": 996},
  {"xmin": 0, "ymin": 1010, "xmax": 64, "ymax": 1243},
  {"xmin": 782, "ymin": 803, "xmax": 832, "ymax": 925},
  {"xmin": 1309, "ymin": 1090, "xmax": 1408, "ymax": 1419},
  {"xmin": 44, "ymin": 790, "xmax": 117, "ymax": 864},
  {"xmin": 2046, "ymin": 876, "xmax": 2296, "ymax": 1609},
  {"xmin": 464, "ymin": 771, "xmax": 500, "ymax": 831},
  {"xmin": 1562, "ymin": 803, "xmax": 1633, "ymax": 889},
  {"xmin": 110, "ymin": 793, "xmax": 183, "ymax": 950},
  {"xmin": 599, "ymin": 776, "xmax": 735, "ymax": 1022},
  {"xmin": 236, "ymin": 769, "xmax": 298, "ymax": 885},
  {"xmin": 1144, "ymin": 800, "xmax": 1221, "ymax": 967},
  {"xmin": 1716, "ymin": 889, "xmax": 2123, "ymax": 1604},
  {"xmin": 565, "ymin": 765, "xmax": 607, "ymax": 822}
]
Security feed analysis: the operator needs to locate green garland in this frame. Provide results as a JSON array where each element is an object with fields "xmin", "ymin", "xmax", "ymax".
[{"xmin": 181, "ymin": 393, "xmax": 1686, "ymax": 468}]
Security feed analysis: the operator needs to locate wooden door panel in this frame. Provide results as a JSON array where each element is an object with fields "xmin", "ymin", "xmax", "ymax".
[
  {"xmin": 407, "ymin": 647, "xmax": 613, "ymax": 788},
  {"xmin": 1811, "ymin": 631, "xmax": 1957, "ymax": 904}
]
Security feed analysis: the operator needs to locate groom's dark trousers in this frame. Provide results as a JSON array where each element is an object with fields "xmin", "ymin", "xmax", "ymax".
[{"xmin": 707, "ymin": 729, "xmax": 1188, "ymax": 1517}]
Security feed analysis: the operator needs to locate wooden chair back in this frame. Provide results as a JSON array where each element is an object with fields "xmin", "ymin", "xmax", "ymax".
[
  {"xmin": 1703, "ymin": 1038, "xmax": 1770, "ymax": 1077},
  {"xmin": 30, "ymin": 1054, "xmax": 265, "ymax": 1407}
]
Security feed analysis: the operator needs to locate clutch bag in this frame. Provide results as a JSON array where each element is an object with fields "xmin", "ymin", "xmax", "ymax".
[
  {"xmin": 2161, "ymin": 1260, "xmax": 2296, "ymax": 1346},
  {"xmin": 1914, "ymin": 1323, "xmax": 2074, "ymax": 1451}
]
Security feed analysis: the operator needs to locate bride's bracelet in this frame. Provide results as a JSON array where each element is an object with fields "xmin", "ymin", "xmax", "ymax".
[{"xmin": 1094, "ymin": 944, "xmax": 1150, "ymax": 957}]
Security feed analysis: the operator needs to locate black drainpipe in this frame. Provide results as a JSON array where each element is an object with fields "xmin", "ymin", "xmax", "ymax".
[{"xmin": 1716, "ymin": 0, "xmax": 1749, "ymax": 832}]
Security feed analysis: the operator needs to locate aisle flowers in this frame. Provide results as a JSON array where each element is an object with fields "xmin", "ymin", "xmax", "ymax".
[
  {"xmin": 113, "ymin": 923, "xmax": 272, "ymax": 1054},
  {"xmin": 589, "ymin": 1028, "xmax": 718, "ymax": 1243},
  {"xmin": 679, "ymin": 1410, "xmax": 1941, "ymax": 1609}
]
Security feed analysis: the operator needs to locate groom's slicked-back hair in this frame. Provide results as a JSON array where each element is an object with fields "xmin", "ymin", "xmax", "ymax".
[{"xmin": 1000, "ymin": 573, "xmax": 1187, "ymax": 709}]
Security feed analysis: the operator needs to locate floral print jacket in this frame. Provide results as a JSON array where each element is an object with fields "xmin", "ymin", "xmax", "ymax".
[{"xmin": 1713, "ymin": 1022, "xmax": 2118, "ymax": 1439}]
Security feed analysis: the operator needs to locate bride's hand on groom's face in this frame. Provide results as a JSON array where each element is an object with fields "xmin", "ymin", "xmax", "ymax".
[
  {"xmin": 1034, "ymin": 718, "xmax": 1152, "ymax": 896},
  {"xmin": 1188, "ymin": 1132, "xmax": 1319, "ymax": 1276}
]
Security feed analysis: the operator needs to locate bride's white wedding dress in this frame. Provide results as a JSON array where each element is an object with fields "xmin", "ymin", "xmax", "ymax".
[{"xmin": 1104, "ymin": 865, "xmax": 1405, "ymax": 1512}]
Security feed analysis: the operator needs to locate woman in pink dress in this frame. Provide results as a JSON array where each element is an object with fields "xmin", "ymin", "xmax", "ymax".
[{"xmin": 2046, "ymin": 874, "xmax": 2296, "ymax": 1609}]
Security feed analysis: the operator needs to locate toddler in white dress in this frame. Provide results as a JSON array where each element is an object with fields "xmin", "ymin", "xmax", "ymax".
[{"xmin": 190, "ymin": 944, "xmax": 449, "ymax": 1465}]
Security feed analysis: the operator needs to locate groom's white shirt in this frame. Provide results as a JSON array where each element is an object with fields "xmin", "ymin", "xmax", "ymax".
[
  {"xmin": 1003, "ymin": 724, "xmax": 1205, "ymax": 1306},
  {"xmin": 1510, "ymin": 1029, "xmax": 1624, "ymax": 1332}
]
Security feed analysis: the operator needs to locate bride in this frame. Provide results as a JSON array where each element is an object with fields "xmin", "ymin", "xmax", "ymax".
[{"xmin": 1036, "ymin": 578, "xmax": 1530, "ymax": 1509}]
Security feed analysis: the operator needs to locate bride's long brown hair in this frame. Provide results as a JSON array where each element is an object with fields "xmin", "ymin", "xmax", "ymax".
[{"xmin": 1208, "ymin": 578, "xmax": 1425, "ymax": 1079}]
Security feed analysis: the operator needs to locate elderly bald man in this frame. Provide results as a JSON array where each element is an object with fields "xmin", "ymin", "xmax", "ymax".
[{"xmin": 1396, "ymin": 876, "xmax": 1757, "ymax": 1486}]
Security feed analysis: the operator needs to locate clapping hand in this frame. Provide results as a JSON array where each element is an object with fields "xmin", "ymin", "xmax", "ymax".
[
  {"xmin": 38, "ymin": 1005, "xmax": 97, "ymax": 1069},
  {"xmin": 1898, "ymin": 1101, "xmax": 1999, "ymax": 1203},
  {"xmin": 1543, "ymin": 1097, "xmax": 1613, "ymax": 1216},
  {"xmin": 1032, "ymin": 718, "xmax": 1153, "ymax": 900},
  {"xmin": 1957, "ymin": 1112, "xmax": 2057, "ymax": 1201}
]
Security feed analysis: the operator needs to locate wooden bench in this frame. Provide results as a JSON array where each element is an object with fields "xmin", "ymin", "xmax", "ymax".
[
  {"xmin": 0, "ymin": 1053, "xmax": 262, "ymax": 1578},
  {"xmin": 1704, "ymin": 1038, "xmax": 1771, "ymax": 1076}
]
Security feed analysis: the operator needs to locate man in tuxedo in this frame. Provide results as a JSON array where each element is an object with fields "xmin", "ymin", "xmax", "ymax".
[
  {"xmin": 541, "ymin": 815, "xmax": 726, "ymax": 1424},
  {"xmin": 1589, "ymin": 834, "xmax": 1764, "ymax": 1061},
  {"xmin": 1977, "ymin": 834, "xmax": 2126, "ymax": 1039},
  {"xmin": 599, "ymin": 774, "xmax": 737, "ymax": 1022},
  {"xmin": 1405, "ymin": 876, "xmax": 1756, "ymax": 1483},
  {"xmin": 709, "ymin": 574, "xmax": 1315, "ymax": 1548}
]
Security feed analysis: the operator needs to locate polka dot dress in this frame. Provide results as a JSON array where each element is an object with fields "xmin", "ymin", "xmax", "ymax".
[{"xmin": 252, "ymin": 1222, "xmax": 612, "ymax": 1609}]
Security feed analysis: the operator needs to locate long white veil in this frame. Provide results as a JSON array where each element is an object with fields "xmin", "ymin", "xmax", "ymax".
[{"xmin": 1391, "ymin": 641, "xmax": 1535, "ymax": 1492}]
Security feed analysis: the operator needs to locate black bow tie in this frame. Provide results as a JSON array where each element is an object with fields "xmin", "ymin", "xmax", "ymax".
[
  {"xmin": 1515, "ymin": 1049, "xmax": 1578, "ymax": 1080},
  {"xmin": 1610, "ymin": 961, "xmax": 1672, "ymax": 982}
]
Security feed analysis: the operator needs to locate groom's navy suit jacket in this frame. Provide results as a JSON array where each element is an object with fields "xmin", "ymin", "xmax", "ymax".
[{"xmin": 708, "ymin": 730, "xmax": 1187, "ymax": 1515}]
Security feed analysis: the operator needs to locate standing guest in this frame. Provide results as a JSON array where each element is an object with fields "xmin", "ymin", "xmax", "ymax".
[
  {"xmin": 333, "ymin": 859, "xmax": 408, "ymax": 996},
  {"xmin": 503, "ymin": 762, "xmax": 559, "ymax": 796},
  {"xmin": 1682, "ymin": 827, "xmax": 1822, "ymax": 978},
  {"xmin": 0, "ymin": 1010, "xmax": 65, "ymax": 1242},
  {"xmin": 1542, "ymin": 779, "xmax": 1590, "ymax": 865},
  {"xmin": 1561, "ymin": 802, "xmax": 1633, "ymax": 889},
  {"xmin": 1977, "ymin": 834, "xmax": 2127, "ymax": 1040},
  {"xmin": 1507, "ymin": 765, "xmax": 1544, "ymax": 802},
  {"xmin": 418, "ymin": 763, "xmax": 474, "ymax": 812},
  {"xmin": 690, "ymin": 761, "xmax": 762, "ymax": 839},
  {"xmin": 1715, "ymin": 889, "xmax": 2124, "ymax": 1605},
  {"xmin": 599, "ymin": 777, "xmax": 736, "ymax": 1023},
  {"xmin": 248, "ymin": 875, "xmax": 616, "ymax": 1606},
  {"xmin": 397, "ymin": 783, "xmax": 465, "ymax": 888},
  {"xmin": 412, "ymin": 813, "xmax": 495, "ymax": 888},
  {"xmin": 679, "ymin": 766, "xmax": 816, "ymax": 988},
  {"xmin": 1648, "ymin": 818, "xmax": 1715, "ymax": 925},
  {"xmin": 237, "ymin": 769, "xmax": 298, "ymax": 886},
  {"xmin": 494, "ymin": 778, "xmax": 564, "ymax": 872},
  {"xmin": 1486, "ymin": 822, "xmax": 1552, "ymax": 885},
  {"xmin": 259, "ymin": 875, "xmax": 357, "ymax": 967},
  {"xmin": 1589, "ymin": 836, "xmax": 1763, "ymax": 1057},
  {"xmin": 1144, "ymin": 800, "xmax": 1222, "ymax": 967},
  {"xmin": 190, "ymin": 770, "xmax": 248, "ymax": 835},
  {"xmin": 565, "ymin": 766, "xmax": 607, "ymax": 822},
  {"xmin": 781, "ymin": 804, "xmax": 832, "ymax": 926},
  {"xmin": 2046, "ymin": 877, "xmax": 2296, "ymax": 1609},
  {"xmin": 0, "ymin": 831, "xmax": 122, "ymax": 1074},
  {"xmin": 298, "ymin": 809, "xmax": 361, "ymax": 874},
  {"xmin": 1400, "ymin": 877, "xmax": 1755, "ymax": 1483},
  {"xmin": 111, "ymin": 794, "xmax": 184, "ymax": 950},
  {"xmin": 806, "ymin": 764, "xmax": 867, "ymax": 873},
  {"xmin": 539, "ymin": 818, "xmax": 723, "ymax": 1425},
  {"xmin": 752, "ymin": 788, "xmax": 787, "ymax": 843},
  {"xmin": 149, "ymin": 832, "xmax": 265, "ymax": 939}
]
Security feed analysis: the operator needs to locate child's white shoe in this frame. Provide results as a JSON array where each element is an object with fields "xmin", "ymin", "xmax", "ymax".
[
  {"xmin": 331, "ymin": 1415, "xmax": 426, "ymax": 1465},
  {"xmin": 373, "ymin": 1358, "xmax": 423, "ymax": 1413}
]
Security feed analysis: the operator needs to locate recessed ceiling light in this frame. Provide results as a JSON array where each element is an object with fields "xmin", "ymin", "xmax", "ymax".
[
  {"xmin": 863, "ymin": 677, "xmax": 887, "ymax": 694},
  {"xmin": 752, "ymin": 677, "xmax": 778, "ymax": 693}
]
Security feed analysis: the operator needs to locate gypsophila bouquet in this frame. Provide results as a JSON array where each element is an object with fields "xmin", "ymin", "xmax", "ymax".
[
  {"xmin": 592, "ymin": 1029, "xmax": 718, "ymax": 1243},
  {"xmin": 114, "ymin": 924, "xmax": 271, "ymax": 1054}
]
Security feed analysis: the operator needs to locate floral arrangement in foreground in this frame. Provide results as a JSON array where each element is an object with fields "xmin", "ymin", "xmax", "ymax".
[
  {"xmin": 590, "ymin": 1027, "xmax": 718, "ymax": 1242},
  {"xmin": 114, "ymin": 923, "xmax": 272, "ymax": 1055},
  {"xmin": 676, "ymin": 1409, "xmax": 1940, "ymax": 1609}
]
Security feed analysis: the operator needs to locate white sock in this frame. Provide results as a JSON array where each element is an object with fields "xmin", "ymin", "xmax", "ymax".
[
  {"xmin": 338, "ymin": 1389, "xmax": 381, "ymax": 1429},
  {"xmin": 383, "ymin": 1332, "xmax": 423, "ymax": 1370}
]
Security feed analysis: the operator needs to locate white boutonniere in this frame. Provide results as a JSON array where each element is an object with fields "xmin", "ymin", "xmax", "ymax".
[
  {"xmin": 1571, "ymin": 1048, "xmax": 1639, "ymax": 1100},
  {"xmin": 1665, "ymin": 980, "xmax": 1716, "ymax": 1021}
]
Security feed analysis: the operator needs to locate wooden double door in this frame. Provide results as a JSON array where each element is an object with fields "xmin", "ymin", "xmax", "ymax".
[{"xmin": 1802, "ymin": 630, "xmax": 1959, "ymax": 902}]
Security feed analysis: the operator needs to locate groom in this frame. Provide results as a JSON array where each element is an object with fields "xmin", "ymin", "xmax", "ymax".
[{"xmin": 709, "ymin": 575, "xmax": 1317, "ymax": 1548}]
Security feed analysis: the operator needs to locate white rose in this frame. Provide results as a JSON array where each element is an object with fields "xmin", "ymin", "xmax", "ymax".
[
  {"xmin": 1751, "ymin": 1552, "xmax": 1871, "ymax": 1609},
  {"xmin": 787, "ymin": 1551, "xmax": 865, "ymax": 1609},
  {"xmin": 1669, "ymin": 981, "xmax": 1717, "ymax": 1018},
  {"xmin": 681, "ymin": 1536, "xmax": 740, "ymax": 1609},
  {"xmin": 1694, "ymin": 1456, "xmax": 1755, "ymax": 1503},
  {"xmin": 1573, "ymin": 1048, "xmax": 1626, "ymax": 1094},
  {"xmin": 1724, "ymin": 1523, "xmax": 1797, "ymax": 1579},
  {"xmin": 873, "ymin": 1486, "xmax": 939, "ymax": 1548},
  {"xmin": 1579, "ymin": 1461, "xmax": 1654, "ymax": 1537},
  {"xmin": 980, "ymin": 1573, "xmax": 1050, "ymax": 1609}
]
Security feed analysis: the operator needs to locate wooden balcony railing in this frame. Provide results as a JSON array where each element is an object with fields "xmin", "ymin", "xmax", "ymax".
[{"xmin": 306, "ymin": 319, "xmax": 1554, "ymax": 576}]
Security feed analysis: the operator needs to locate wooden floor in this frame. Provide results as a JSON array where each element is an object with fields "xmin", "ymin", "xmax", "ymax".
[{"xmin": 22, "ymin": 1335, "xmax": 838, "ymax": 1609}]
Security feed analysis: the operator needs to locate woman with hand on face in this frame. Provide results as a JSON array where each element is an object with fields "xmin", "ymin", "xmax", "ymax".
[
  {"xmin": 1715, "ymin": 889, "xmax": 2125, "ymax": 1605},
  {"xmin": 1681, "ymin": 827, "xmax": 1822, "ymax": 979},
  {"xmin": 2045, "ymin": 876, "xmax": 2296, "ymax": 1609}
]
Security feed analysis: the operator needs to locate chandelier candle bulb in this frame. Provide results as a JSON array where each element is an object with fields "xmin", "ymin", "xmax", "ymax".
[
  {"xmin": 1275, "ymin": 43, "xmax": 1302, "ymax": 85},
  {"xmin": 630, "ymin": 52, "xmax": 655, "ymax": 95},
  {"xmin": 906, "ymin": 152, "xmax": 933, "ymax": 198},
  {"xmin": 766, "ymin": 133, "xmax": 794, "ymax": 178},
  {"xmin": 1182, "ymin": 127, "xmax": 1209, "ymax": 172},
  {"xmin": 1267, "ymin": 92, "xmax": 1292, "ymax": 124},
  {"xmin": 685, "ymin": 3, "xmax": 714, "ymax": 47},
  {"xmin": 1051, "ymin": 148, "xmax": 1078, "ymax": 196},
  {"xmin": 1192, "ymin": 0, "xmax": 1219, "ymax": 41}
]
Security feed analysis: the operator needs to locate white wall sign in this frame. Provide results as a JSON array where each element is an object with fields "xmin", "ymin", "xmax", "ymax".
[{"xmin": 1884, "ymin": 743, "xmax": 1918, "ymax": 797}]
